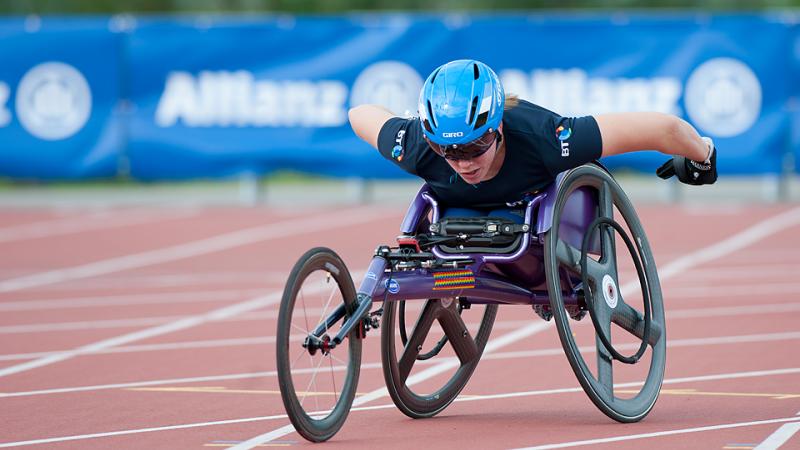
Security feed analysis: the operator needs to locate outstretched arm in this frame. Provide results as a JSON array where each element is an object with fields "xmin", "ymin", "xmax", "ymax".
[
  {"xmin": 595, "ymin": 112, "xmax": 711, "ymax": 162},
  {"xmin": 348, "ymin": 104, "xmax": 396, "ymax": 150},
  {"xmin": 595, "ymin": 112, "xmax": 717, "ymax": 185}
]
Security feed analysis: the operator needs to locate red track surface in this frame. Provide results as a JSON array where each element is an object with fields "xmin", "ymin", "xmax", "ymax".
[{"xmin": 1, "ymin": 203, "xmax": 799, "ymax": 449}]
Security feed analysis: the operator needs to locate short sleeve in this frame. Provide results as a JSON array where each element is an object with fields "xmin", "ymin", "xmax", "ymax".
[
  {"xmin": 377, "ymin": 117, "xmax": 428, "ymax": 176},
  {"xmin": 539, "ymin": 115, "xmax": 603, "ymax": 177}
]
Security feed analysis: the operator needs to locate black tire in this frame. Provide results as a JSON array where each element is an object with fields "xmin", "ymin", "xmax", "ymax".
[
  {"xmin": 543, "ymin": 164, "xmax": 666, "ymax": 422},
  {"xmin": 381, "ymin": 298, "xmax": 497, "ymax": 418},
  {"xmin": 276, "ymin": 247, "xmax": 361, "ymax": 442}
]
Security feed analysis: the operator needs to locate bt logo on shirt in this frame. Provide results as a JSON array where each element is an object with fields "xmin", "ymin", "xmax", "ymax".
[
  {"xmin": 556, "ymin": 125, "xmax": 572, "ymax": 157},
  {"xmin": 393, "ymin": 129, "xmax": 406, "ymax": 161}
]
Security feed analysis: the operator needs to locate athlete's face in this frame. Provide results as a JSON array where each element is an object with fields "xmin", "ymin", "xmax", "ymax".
[
  {"xmin": 442, "ymin": 124, "xmax": 505, "ymax": 185},
  {"xmin": 445, "ymin": 140, "xmax": 499, "ymax": 184}
]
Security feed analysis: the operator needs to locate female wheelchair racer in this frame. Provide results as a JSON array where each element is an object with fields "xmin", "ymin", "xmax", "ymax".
[{"xmin": 275, "ymin": 60, "xmax": 718, "ymax": 442}]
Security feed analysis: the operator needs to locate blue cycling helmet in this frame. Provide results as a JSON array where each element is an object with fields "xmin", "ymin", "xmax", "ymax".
[{"xmin": 418, "ymin": 59, "xmax": 505, "ymax": 146}]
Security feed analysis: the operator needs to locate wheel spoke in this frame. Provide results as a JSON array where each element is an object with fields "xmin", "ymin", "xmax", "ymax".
[
  {"xmin": 591, "ymin": 292, "xmax": 614, "ymax": 398},
  {"xmin": 291, "ymin": 322, "xmax": 311, "ymax": 335},
  {"xmin": 328, "ymin": 354, "xmax": 338, "ymax": 404},
  {"xmin": 437, "ymin": 301, "xmax": 479, "ymax": 365},
  {"xmin": 315, "ymin": 276, "xmax": 338, "ymax": 333},
  {"xmin": 612, "ymin": 300, "xmax": 662, "ymax": 347},
  {"xmin": 597, "ymin": 181, "xmax": 619, "ymax": 276},
  {"xmin": 397, "ymin": 300, "xmax": 439, "ymax": 383},
  {"xmin": 330, "ymin": 353, "xmax": 348, "ymax": 367},
  {"xmin": 598, "ymin": 180, "xmax": 615, "ymax": 220},
  {"xmin": 557, "ymin": 239, "xmax": 605, "ymax": 282},
  {"xmin": 299, "ymin": 286, "xmax": 312, "ymax": 338},
  {"xmin": 300, "ymin": 353, "xmax": 328, "ymax": 408},
  {"xmin": 291, "ymin": 342, "xmax": 308, "ymax": 368},
  {"xmin": 556, "ymin": 240, "xmax": 583, "ymax": 274}
]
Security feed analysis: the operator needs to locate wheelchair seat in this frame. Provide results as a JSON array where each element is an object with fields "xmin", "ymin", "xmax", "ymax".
[{"xmin": 431, "ymin": 207, "xmax": 529, "ymax": 254}]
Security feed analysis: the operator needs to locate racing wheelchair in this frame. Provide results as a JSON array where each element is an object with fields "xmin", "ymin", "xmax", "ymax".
[{"xmin": 276, "ymin": 163, "xmax": 665, "ymax": 442}]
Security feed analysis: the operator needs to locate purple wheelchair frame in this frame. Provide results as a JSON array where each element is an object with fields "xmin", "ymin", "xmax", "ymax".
[{"xmin": 321, "ymin": 174, "xmax": 601, "ymax": 347}]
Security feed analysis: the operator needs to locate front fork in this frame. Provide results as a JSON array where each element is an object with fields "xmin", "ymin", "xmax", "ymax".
[{"xmin": 304, "ymin": 255, "xmax": 388, "ymax": 352}]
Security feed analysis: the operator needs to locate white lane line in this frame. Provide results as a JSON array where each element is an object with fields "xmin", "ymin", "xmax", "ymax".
[
  {"xmin": 0, "ymin": 369, "xmax": 284, "ymax": 398},
  {"xmin": 0, "ymin": 316, "xmax": 187, "ymax": 333},
  {"xmin": 0, "ymin": 206, "xmax": 386, "ymax": 293},
  {"xmin": 227, "ymin": 321, "xmax": 554, "ymax": 450},
  {"xmin": 2, "ymin": 367, "xmax": 799, "ymax": 447},
  {"xmin": 3, "ymin": 298, "xmax": 798, "ymax": 335},
  {"xmin": 0, "ymin": 268, "xmax": 369, "ymax": 378},
  {"xmin": 511, "ymin": 416, "xmax": 800, "ymax": 450},
  {"xmin": 667, "ymin": 302, "xmax": 800, "ymax": 319},
  {"xmin": 0, "ymin": 271, "xmax": 289, "ymax": 292},
  {"xmin": 0, "ymin": 291, "xmax": 279, "ymax": 378},
  {"xmin": 619, "ymin": 205, "xmax": 800, "ymax": 294},
  {"xmin": 754, "ymin": 422, "xmax": 800, "ymax": 450},
  {"xmin": 0, "ymin": 209, "xmax": 199, "ymax": 243},
  {"xmin": 0, "ymin": 413, "xmax": 289, "ymax": 449},
  {"xmin": 675, "ymin": 264, "xmax": 800, "ymax": 279},
  {"xmin": 0, "ymin": 336, "xmax": 279, "ymax": 361},
  {"xmin": 662, "ymin": 283, "xmax": 800, "ymax": 298},
  {"xmin": 233, "ymin": 206, "xmax": 800, "ymax": 449},
  {"xmin": 0, "ymin": 208, "xmax": 387, "ymax": 377},
  {"xmin": 5, "ymin": 325, "xmax": 797, "ymax": 363},
  {"xmin": 448, "ymin": 367, "xmax": 800, "ymax": 403},
  {"xmin": 481, "ymin": 331, "xmax": 800, "ymax": 363},
  {"xmin": 656, "ymin": 206, "xmax": 800, "ymax": 282},
  {"xmin": 0, "ymin": 288, "xmax": 269, "ymax": 312},
  {"xmin": 0, "ymin": 305, "xmax": 315, "ymax": 332},
  {"xmin": 3, "ymin": 334, "xmax": 800, "ymax": 397},
  {"xmin": 0, "ymin": 402, "xmax": 407, "ymax": 449}
]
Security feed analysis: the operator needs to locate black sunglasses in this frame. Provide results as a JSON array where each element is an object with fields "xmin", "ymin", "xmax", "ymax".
[{"xmin": 427, "ymin": 130, "xmax": 502, "ymax": 161}]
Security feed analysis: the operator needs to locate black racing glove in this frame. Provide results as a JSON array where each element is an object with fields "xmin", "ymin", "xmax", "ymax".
[{"xmin": 656, "ymin": 137, "xmax": 717, "ymax": 186}]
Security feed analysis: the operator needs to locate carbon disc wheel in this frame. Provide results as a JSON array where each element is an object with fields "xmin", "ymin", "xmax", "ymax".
[
  {"xmin": 381, "ymin": 298, "xmax": 497, "ymax": 418},
  {"xmin": 543, "ymin": 164, "xmax": 666, "ymax": 422}
]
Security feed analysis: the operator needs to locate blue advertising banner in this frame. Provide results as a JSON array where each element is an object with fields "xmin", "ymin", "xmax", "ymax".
[
  {"xmin": 792, "ymin": 17, "xmax": 800, "ymax": 172},
  {"xmin": 0, "ymin": 17, "xmax": 123, "ymax": 179},
  {"xmin": 126, "ymin": 14, "xmax": 795, "ymax": 180},
  {"xmin": 0, "ymin": 14, "xmax": 795, "ymax": 180}
]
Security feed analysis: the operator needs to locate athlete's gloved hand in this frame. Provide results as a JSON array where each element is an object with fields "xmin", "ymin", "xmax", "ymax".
[{"xmin": 656, "ymin": 137, "xmax": 718, "ymax": 186}]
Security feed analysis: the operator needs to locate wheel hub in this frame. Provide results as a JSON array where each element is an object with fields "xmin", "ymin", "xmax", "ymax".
[{"xmin": 601, "ymin": 274, "xmax": 618, "ymax": 308}]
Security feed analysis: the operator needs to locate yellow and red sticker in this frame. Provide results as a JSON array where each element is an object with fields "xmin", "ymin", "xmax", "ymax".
[{"xmin": 432, "ymin": 269, "xmax": 475, "ymax": 291}]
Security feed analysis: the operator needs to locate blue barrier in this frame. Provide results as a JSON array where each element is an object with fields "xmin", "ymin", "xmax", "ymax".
[
  {"xmin": 0, "ymin": 13, "xmax": 796, "ymax": 180},
  {"xmin": 0, "ymin": 17, "xmax": 123, "ymax": 179}
]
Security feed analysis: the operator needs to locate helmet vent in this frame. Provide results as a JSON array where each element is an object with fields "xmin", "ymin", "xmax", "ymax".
[
  {"xmin": 474, "ymin": 111, "xmax": 489, "ymax": 130},
  {"xmin": 430, "ymin": 68, "xmax": 441, "ymax": 84},
  {"xmin": 468, "ymin": 96, "xmax": 478, "ymax": 125},
  {"xmin": 427, "ymin": 100, "xmax": 438, "ymax": 128},
  {"xmin": 473, "ymin": 63, "xmax": 480, "ymax": 80}
]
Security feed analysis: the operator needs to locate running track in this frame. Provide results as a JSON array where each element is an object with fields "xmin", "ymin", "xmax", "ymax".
[{"xmin": 0, "ymin": 202, "xmax": 799, "ymax": 449}]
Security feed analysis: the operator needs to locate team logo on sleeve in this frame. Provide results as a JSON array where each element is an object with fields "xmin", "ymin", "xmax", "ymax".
[
  {"xmin": 392, "ymin": 130, "xmax": 406, "ymax": 161},
  {"xmin": 392, "ymin": 145, "xmax": 404, "ymax": 161},
  {"xmin": 556, "ymin": 125, "xmax": 572, "ymax": 141},
  {"xmin": 556, "ymin": 125, "xmax": 571, "ymax": 157}
]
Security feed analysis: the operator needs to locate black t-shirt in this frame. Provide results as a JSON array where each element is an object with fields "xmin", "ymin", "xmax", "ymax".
[{"xmin": 377, "ymin": 99, "xmax": 603, "ymax": 208}]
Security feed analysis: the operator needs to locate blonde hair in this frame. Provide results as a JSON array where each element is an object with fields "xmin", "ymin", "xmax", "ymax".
[{"xmin": 504, "ymin": 93, "xmax": 519, "ymax": 110}]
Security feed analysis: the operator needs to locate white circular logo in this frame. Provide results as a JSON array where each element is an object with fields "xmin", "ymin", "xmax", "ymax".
[
  {"xmin": 601, "ymin": 274, "xmax": 618, "ymax": 309},
  {"xmin": 16, "ymin": 62, "xmax": 92, "ymax": 140},
  {"xmin": 684, "ymin": 58, "xmax": 761, "ymax": 138},
  {"xmin": 350, "ymin": 61, "xmax": 423, "ymax": 117}
]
